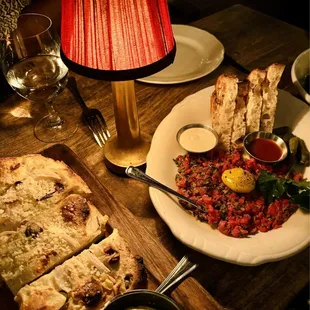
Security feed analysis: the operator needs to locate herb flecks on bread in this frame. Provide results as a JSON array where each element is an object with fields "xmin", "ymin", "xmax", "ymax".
[
  {"xmin": 0, "ymin": 154, "xmax": 91, "ymax": 232},
  {"xmin": 211, "ymin": 63, "xmax": 285, "ymax": 151},
  {"xmin": 0, "ymin": 154, "xmax": 147, "ymax": 304},
  {"xmin": 0, "ymin": 194, "xmax": 108, "ymax": 294},
  {"xmin": 15, "ymin": 229, "xmax": 147, "ymax": 310}
]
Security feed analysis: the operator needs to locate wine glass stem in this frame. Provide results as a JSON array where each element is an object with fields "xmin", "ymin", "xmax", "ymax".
[{"xmin": 44, "ymin": 101, "xmax": 63, "ymax": 127}]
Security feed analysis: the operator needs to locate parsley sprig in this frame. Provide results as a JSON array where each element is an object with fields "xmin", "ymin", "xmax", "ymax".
[{"xmin": 258, "ymin": 170, "xmax": 310, "ymax": 211}]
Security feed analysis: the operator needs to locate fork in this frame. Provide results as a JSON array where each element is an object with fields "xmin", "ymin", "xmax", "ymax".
[
  {"xmin": 155, "ymin": 255, "xmax": 198, "ymax": 294},
  {"xmin": 125, "ymin": 166, "xmax": 208, "ymax": 214},
  {"xmin": 67, "ymin": 76, "xmax": 111, "ymax": 147}
]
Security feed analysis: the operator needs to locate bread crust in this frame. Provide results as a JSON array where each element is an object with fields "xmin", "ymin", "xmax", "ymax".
[
  {"xmin": 211, "ymin": 74, "xmax": 239, "ymax": 151},
  {"xmin": 15, "ymin": 229, "xmax": 147, "ymax": 310},
  {"xmin": 1, "ymin": 154, "xmax": 147, "ymax": 306},
  {"xmin": 0, "ymin": 194, "xmax": 108, "ymax": 294},
  {"xmin": 260, "ymin": 63, "xmax": 285, "ymax": 132},
  {"xmin": 245, "ymin": 69, "xmax": 266, "ymax": 132},
  {"xmin": 210, "ymin": 63, "xmax": 284, "ymax": 151},
  {"xmin": 0, "ymin": 154, "xmax": 91, "ymax": 232},
  {"xmin": 0, "ymin": 154, "xmax": 90, "ymax": 193},
  {"xmin": 232, "ymin": 80, "xmax": 249, "ymax": 146}
]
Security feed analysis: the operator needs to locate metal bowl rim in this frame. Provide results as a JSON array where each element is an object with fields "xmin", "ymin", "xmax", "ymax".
[
  {"xmin": 243, "ymin": 131, "xmax": 288, "ymax": 163},
  {"xmin": 176, "ymin": 123, "xmax": 219, "ymax": 153},
  {"xmin": 103, "ymin": 289, "xmax": 181, "ymax": 310}
]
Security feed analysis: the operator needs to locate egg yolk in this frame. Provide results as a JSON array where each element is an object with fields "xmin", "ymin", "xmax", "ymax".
[{"xmin": 221, "ymin": 168, "xmax": 255, "ymax": 193}]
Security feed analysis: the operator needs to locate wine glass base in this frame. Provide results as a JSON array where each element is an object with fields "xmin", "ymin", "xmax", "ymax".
[{"xmin": 34, "ymin": 113, "xmax": 78, "ymax": 143}]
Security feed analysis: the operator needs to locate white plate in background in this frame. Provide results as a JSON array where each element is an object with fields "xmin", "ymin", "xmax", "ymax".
[
  {"xmin": 137, "ymin": 25, "xmax": 224, "ymax": 84},
  {"xmin": 146, "ymin": 86, "xmax": 310, "ymax": 266}
]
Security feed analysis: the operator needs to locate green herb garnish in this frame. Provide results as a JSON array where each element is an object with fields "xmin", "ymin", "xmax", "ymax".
[{"xmin": 258, "ymin": 170, "xmax": 310, "ymax": 211}]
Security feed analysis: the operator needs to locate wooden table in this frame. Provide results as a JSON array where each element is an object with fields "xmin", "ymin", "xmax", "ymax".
[{"xmin": 0, "ymin": 5, "xmax": 309, "ymax": 310}]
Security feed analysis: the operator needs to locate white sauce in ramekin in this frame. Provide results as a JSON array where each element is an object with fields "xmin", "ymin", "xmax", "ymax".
[{"xmin": 179, "ymin": 127, "xmax": 217, "ymax": 153}]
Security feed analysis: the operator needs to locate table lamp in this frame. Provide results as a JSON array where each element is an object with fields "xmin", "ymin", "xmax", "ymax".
[{"xmin": 61, "ymin": 0, "xmax": 176, "ymax": 173}]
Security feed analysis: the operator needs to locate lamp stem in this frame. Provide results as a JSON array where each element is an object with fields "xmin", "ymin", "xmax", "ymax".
[
  {"xmin": 104, "ymin": 80, "xmax": 150, "ymax": 174},
  {"xmin": 111, "ymin": 80, "xmax": 140, "ymax": 147}
]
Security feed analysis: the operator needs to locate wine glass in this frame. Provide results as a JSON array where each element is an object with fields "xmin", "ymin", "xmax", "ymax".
[{"xmin": 0, "ymin": 13, "xmax": 77, "ymax": 142}]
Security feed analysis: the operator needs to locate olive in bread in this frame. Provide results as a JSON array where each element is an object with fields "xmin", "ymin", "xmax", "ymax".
[
  {"xmin": 0, "ymin": 194, "xmax": 108, "ymax": 294},
  {"xmin": 0, "ymin": 154, "xmax": 91, "ymax": 232},
  {"xmin": 15, "ymin": 229, "xmax": 147, "ymax": 310}
]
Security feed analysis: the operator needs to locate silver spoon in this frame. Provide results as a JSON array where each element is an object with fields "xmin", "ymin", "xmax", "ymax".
[{"xmin": 125, "ymin": 166, "xmax": 207, "ymax": 214}]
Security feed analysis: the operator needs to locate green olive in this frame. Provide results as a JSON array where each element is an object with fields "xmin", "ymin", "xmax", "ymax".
[{"xmin": 298, "ymin": 138, "xmax": 310, "ymax": 166}]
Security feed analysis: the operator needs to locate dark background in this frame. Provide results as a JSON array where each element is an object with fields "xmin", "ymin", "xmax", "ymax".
[
  {"xmin": 0, "ymin": 0, "xmax": 309, "ymax": 308},
  {"xmin": 168, "ymin": 0, "xmax": 309, "ymax": 31},
  {"xmin": 22, "ymin": 0, "xmax": 310, "ymax": 31},
  {"xmin": 1, "ymin": 0, "xmax": 309, "ymax": 102}
]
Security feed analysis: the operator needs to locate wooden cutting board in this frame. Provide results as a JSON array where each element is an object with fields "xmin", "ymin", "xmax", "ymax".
[{"xmin": 0, "ymin": 144, "xmax": 221, "ymax": 310}]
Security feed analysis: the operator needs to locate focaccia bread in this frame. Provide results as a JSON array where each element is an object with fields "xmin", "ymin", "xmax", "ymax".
[
  {"xmin": 0, "ymin": 154, "xmax": 91, "ymax": 232},
  {"xmin": 211, "ymin": 74, "xmax": 239, "ymax": 151},
  {"xmin": 15, "ymin": 229, "xmax": 147, "ymax": 310},
  {"xmin": 0, "ymin": 194, "xmax": 108, "ymax": 294}
]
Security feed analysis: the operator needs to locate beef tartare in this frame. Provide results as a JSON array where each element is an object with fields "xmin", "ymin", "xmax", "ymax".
[{"xmin": 174, "ymin": 148, "xmax": 302, "ymax": 238}]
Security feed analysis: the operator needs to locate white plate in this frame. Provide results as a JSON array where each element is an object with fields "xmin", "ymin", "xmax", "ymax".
[
  {"xmin": 137, "ymin": 25, "xmax": 224, "ymax": 84},
  {"xmin": 146, "ymin": 86, "xmax": 310, "ymax": 266}
]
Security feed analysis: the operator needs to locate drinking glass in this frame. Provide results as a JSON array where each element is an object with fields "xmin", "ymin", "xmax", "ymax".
[{"xmin": 0, "ymin": 13, "xmax": 77, "ymax": 142}]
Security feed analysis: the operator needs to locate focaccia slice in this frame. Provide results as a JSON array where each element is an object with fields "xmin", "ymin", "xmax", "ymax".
[
  {"xmin": 245, "ymin": 69, "xmax": 266, "ymax": 132},
  {"xmin": 0, "ymin": 154, "xmax": 91, "ymax": 232},
  {"xmin": 15, "ymin": 229, "xmax": 147, "ymax": 310},
  {"xmin": 260, "ymin": 63, "xmax": 285, "ymax": 132},
  {"xmin": 0, "ymin": 194, "xmax": 108, "ymax": 294},
  {"xmin": 211, "ymin": 74, "xmax": 239, "ymax": 151}
]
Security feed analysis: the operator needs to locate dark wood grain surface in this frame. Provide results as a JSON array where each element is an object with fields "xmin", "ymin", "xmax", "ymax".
[{"xmin": 0, "ymin": 5, "xmax": 309, "ymax": 310}]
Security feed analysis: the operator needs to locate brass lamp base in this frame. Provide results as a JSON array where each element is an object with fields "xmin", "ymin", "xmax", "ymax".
[
  {"xmin": 105, "ymin": 80, "xmax": 151, "ymax": 174},
  {"xmin": 104, "ymin": 133, "xmax": 151, "ymax": 174}
]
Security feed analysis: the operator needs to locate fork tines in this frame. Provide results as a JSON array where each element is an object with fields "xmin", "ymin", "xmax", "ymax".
[
  {"xmin": 84, "ymin": 111, "xmax": 111, "ymax": 147},
  {"xmin": 66, "ymin": 76, "xmax": 110, "ymax": 147}
]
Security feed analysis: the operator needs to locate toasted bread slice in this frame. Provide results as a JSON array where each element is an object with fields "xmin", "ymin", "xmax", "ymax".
[
  {"xmin": 211, "ymin": 74, "xmax": 239, "ymax": 151},
  {"xmin": 231, "ymin": 80, "xmax": 249, "ymax": 146},
  {"xmin": 15, "ymin": 229, "xmax": 147, "ymax": 310},
  {"xmin": 260, "ymin": 63, "xmax": 285, "ymax": 132},
  {"xmin": 0, "ymin": 194, "xmax": 108, "ymax": 294},
  {"xmin": 0, "ymin": 154, "xmax": 91, "ymax": 232},
  {"xmin": 245, "ymin": 69, "xmax": 266, "ymax": 132}
]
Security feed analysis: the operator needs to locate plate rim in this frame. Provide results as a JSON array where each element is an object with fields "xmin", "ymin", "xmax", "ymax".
[
  {"xmin": 137, "ymin": 24, "xmax": 224, "ymax": 85},
  {"xmin": 146, "ymin": 85, "xmax": 310, "ymax": 266}
]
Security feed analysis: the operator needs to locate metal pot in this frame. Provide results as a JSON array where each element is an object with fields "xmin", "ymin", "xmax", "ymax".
[
  {"xmin": 103, "ymin": 289, "xmax": 181, "ymax": 310},
  {"xmin": 103, "ymin": 255, "xmax": 197, "ymax": 310}
]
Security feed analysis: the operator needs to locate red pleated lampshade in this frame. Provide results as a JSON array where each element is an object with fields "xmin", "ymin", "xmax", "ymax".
[{"xmin": 61, "ymin": 0, "xmax": 176, "ymax": 80}]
